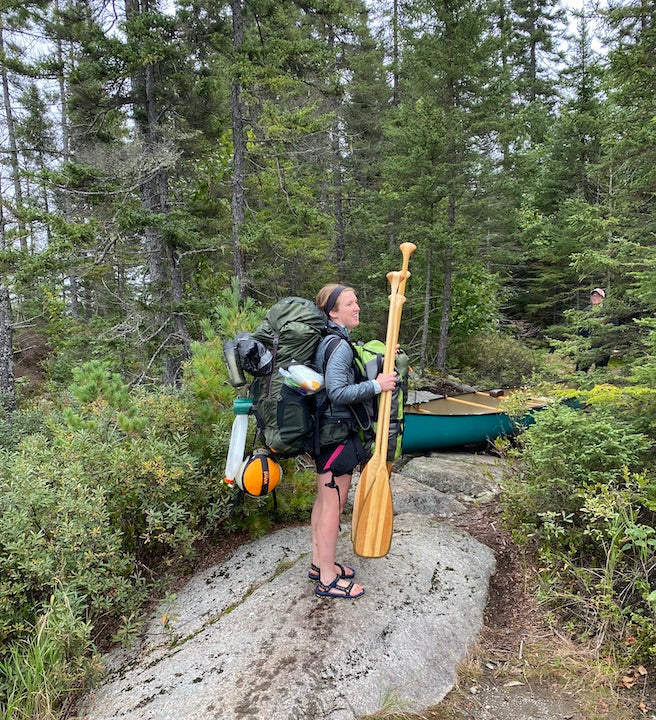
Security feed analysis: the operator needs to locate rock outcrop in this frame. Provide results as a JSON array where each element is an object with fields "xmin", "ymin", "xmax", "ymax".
[{"xmin": 76, "ymin": 452, "xmax": 502, "ymax": 720}]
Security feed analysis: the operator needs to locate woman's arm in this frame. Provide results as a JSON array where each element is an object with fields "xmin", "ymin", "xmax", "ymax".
[{"xmin": 324, "ymin": 339, "xmax": 378, "ymax": 406}]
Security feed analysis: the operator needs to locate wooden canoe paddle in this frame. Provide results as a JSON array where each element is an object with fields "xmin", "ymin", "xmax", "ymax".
[{"xmin": 351, "ymin": 242, "xmax": 416, "ymax": 557}]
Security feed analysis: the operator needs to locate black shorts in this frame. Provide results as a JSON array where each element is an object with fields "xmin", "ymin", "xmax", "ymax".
[{"xmin": 315, "ymin": 435, "xmax": 369, "ymax": 477}]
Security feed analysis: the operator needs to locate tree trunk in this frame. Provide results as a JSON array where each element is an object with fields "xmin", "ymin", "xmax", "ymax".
[
  {"xmin": 392, "ymin": 0, "xmax": 400, "ymax": 106},
  {"xmin": 0, "ymin": 178, "xmax": 16, "ymax": 412},
  {"xmin": 0, "ymin": 20, "xmax": 27, "ymax": 252},
  {"xmin": 327, "ymin": 23, "xmax": 346, "ymax": 277},
  {"xmin": 0, "ymin": 287, "xmax": 16, "ymax": 414},
  {"xmin": 55, "ymin": 0, "xmax": 80, "ymax": 316},
  {"xmin": 436, "ymin": 193, "xmax": 456, "ymax": 372},
  {"xmin": 498, "ymin": 2, "xmax": 512, "ymax": 168},
  {"xmin": 436, "ymin": 240, "xmax": 452, "ymax": 372},
  {"xmin": 420, "ymin": 243, "xmax": 432, "ymax": 376},
  {"xmin": 332, "ymin": 132, "xmax": 346, "ymax": 278},
  {"xmin": 230, "ymin": 0, "xmax": 247, "ymax": 301},
  {"xmin": 126, "ymin": 0, "xmax": 191, "ymax": 384},
  {"xmin": 436, "ymin": 63, "xmax": 459, "ymax": 372}
]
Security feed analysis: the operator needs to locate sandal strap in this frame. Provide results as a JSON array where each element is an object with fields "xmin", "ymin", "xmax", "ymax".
[
  {"xmin": 309, "ymin": 562, "xmax": 355, "ymax": 580},
  {"xmin": 342, "ymin": 581, "xmax": 355, "ymax": 595},
  {"xmin": 317, "ymin": 575, "xmax": 356, "ymax": 596},
  {"xmin": 316, "ymin": 574, "xmax": 341, "ymax": 592}
]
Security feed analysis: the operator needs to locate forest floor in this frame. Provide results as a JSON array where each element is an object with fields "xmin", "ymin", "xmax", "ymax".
[{"xmin": 391, "ymin": 501, "xmax": 656, "ymax": 720}]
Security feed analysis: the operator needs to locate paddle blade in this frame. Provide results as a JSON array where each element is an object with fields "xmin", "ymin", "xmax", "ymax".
[
  {"xmin": 350, "ymin": 453, "xmax": 380, "ymax": 544},
  {"xmin": 352, "ymin": 463, "xmax": 394, "ymax": 558},
  {"xmin": 350, "ymin": 464, "xmax": 367, "ymax": 543}
]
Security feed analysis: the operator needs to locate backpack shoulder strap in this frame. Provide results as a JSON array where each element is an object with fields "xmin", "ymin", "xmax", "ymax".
[
  {"xmin": 318, "ymin": 332, "xmax": 372, "ymax": 433},
  {"xmin": 321, "ymin": 333, "xmax": 343, "ymax": 371}
]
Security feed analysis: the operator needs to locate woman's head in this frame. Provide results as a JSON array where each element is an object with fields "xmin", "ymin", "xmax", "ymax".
[{"xmin": 316, "ymin": 283, "xmax": 360, "ymax": 330}]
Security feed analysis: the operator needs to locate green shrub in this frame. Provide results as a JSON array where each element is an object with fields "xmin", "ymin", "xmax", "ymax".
[
  {"xmin": 0, "ymin": 358, "xmax": 243, "ymax": 717},
  {"xmin": 0, "ymin": 284, "xmax": 319, "ymax": 718},
  {"xmin": 579, "ymin": 383, "xmax": 656, "ymax": 440},
  {"xmin": 449, "ymin": 331, "xmax": 544, "ymax": 388},
  {"xmin": 503, "ymin": 400, "xmax": 656, "ymax": 660},
  {"xmin": 0, "ymin": 434, "xmax": 134, "ymax": 648},
  {"xmin": 53, "ymin": 363, "xmax": 233, "ymax": 560},
  {"xmin": 0, "ymin": 402, "xmax": 51, "ymax": 451}
]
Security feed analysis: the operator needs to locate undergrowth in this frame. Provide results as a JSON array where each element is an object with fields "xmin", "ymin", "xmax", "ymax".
[
  {"xmin": 501, "ymin": 391, "xmax": 656, "ymax": 664},
  {"xmin": 0, "ymin": 282, "xmax": 315, "ymax": 718}
]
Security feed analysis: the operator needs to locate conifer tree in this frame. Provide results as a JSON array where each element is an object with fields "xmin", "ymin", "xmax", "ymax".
[
  {"xmin": 384, "ymin": 0, "xmax": 499, "ymax": 371},
  {"xmin": 589, "ymin": 0, "xmax": 656, "ymax": 365},
  {"xmin": 514, "ymin": 7, "xmax": 607, "ymax": 328},
  {"xmin": 510, "ymin": 0, "xmax": 565, "ymax": 142},
  {"xmin": 0, "ymin": 14, "xmax": 28, "ymax": 251}
]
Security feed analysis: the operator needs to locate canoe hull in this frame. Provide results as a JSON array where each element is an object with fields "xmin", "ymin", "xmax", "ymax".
[
  {"xmin": 402, "ymin": 411, "xmax": 519, "ymax": 453},
  {"xmin": 401, "ymin": 390, "xmax": 539, "ymax": 454}
]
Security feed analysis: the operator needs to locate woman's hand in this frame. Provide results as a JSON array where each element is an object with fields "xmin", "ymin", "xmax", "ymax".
[{"xmin": 375, "ymin": 372, "xmax": 397, "ymax": 392}]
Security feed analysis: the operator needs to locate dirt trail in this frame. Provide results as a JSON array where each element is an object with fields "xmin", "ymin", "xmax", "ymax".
[{"xmin": 409, "ymin": 502, "xmax": 656, "ymax": 720}]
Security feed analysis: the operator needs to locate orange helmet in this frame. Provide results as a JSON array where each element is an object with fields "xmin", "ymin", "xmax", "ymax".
[{"xmin": 235, "ymin": 449, "xmax": 283, "ymax": 497}]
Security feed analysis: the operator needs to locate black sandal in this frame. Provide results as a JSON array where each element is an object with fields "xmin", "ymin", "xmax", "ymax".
[
  {"xmin": 308, "ymin": 562, "xmax": 355, "ymax": 582},
  {"xmin": 315, "ymin": 574, "xmax": 364, "ymax": 599}
]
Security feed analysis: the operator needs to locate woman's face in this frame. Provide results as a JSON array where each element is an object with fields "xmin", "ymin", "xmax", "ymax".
[{"xmin": 330, "ymin": 289, "xmax": 360, "ymax": 330}]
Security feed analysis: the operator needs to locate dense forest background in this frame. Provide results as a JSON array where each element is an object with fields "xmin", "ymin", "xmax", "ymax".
[
  {"xmin": 2, "ymin": 0, "xmax": 656, "ymax": 718},
  {"xmin": 1, "ymin": 0, "xmax": 654, "ymax": 396}
]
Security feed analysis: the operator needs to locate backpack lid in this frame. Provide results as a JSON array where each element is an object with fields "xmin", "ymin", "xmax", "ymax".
[{"xmin": 252, "ymin": 297, "xmax": 327, "ymax": 365}]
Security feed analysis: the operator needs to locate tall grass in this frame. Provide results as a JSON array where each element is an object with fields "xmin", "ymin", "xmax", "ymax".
[{"xmin": 0, "ymin": 591, "xmax": 96, "ymax": 720}]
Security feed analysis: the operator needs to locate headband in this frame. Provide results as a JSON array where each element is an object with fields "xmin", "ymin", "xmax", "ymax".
[{"xmin": 324, "ymin": 285, "xmax": 346, "ymax": 316}]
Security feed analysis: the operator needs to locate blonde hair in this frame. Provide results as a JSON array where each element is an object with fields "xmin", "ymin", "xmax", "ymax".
[{"xmin": 316, "ymin": 284, "xmax": 354, "ymax": 314}]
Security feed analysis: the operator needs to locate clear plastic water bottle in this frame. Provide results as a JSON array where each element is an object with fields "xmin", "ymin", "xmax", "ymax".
[
  {"xmin": 223, "ymin": 339, "xmax": 246, "ymax": 387},
  {"xmin": 224, "ymin": 398, "xmax": 252, "ymax": 484}
]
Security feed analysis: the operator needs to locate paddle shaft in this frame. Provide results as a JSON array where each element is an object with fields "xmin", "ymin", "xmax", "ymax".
[
  {"xmin": 351, "ymin": 275, "xmax": 403, "ymax": 545},
  {"xmin": 351, "ymin": 244, "xmax": 416, "ymax": 557},
  {"xmin": 351, "ymin": 278, "xmax": 404, "ymax": 556},
  {"xmin": 375, "ymin": 255, "xmax": 414, "ymax": 449},
  {"xmin": 369, "ymin": 243, "xmax": 416, "ymax": 453},
  {"xmin": 351, "ymin": 287, "xmax": 404, "ymax": 557}
]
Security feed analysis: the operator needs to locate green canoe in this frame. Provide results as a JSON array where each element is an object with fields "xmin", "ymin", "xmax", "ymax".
[{"xmin": 402, "ymin": 389, "xmax": 546, "ymax": 454}]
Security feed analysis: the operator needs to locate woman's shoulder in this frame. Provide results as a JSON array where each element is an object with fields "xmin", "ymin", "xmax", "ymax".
[{"xmin": 317, "ymin": 329, "xmax": 353, "ymax": 366}]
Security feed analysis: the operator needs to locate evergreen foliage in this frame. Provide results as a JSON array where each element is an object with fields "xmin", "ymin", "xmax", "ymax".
[{"xmin": 2, "ymin": 0, "xmax": 656, "ymax": 712}]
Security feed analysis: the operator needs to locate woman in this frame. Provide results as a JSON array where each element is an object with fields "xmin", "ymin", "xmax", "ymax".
[{"xmin": 310, "ymin": 283, "xmax": 397, "ymax": 599}]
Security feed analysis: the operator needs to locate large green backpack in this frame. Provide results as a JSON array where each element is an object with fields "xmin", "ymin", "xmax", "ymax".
[
  {"xmin": 352, "ymin": 339, "xmax": 410, "ymax": 461},
  {"xmin": 246, "ymin": 297, "xmax": 329, "ymax": 457}
]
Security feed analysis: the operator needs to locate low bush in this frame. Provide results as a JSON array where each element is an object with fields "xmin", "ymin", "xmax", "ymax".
[
  {"xmin": 0, "ymin": 436, "xmax": 134, "ymax": 648},
  {"xmin": 53, "ymin": 361, "xmax": 233, "ymax": 561},
  {"xmin": 0, "ymin": 361, "xmax": 235, "ymax": 716},
  {"xmin": 0, "ymin": 283, "xmax": 320, "ymax": 718},
  {"xmin": 0, "ymin": 341, "xmax": 317, "ymax": 717},
  {"xmin": 449, "ymin": 331, "xmax": 546, "ymax": 388},
  {"xmin": 502, "ymin": 399, "xmax": 656, "ymax": 661}
]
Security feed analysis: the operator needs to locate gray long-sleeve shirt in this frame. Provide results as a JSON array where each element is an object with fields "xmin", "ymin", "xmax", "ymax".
[{"xmin": 314, "ymin": 323, "xmax": 379, "ymax": 425}]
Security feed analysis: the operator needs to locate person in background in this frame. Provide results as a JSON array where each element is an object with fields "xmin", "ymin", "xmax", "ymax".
[
  {"xmin": 309, "ymin": 283, "xmax": 396, "ymax": 600},
  {"xmin": 589, "ymin": 287, "xmax": 606, "ymax": 309},
  {"xmin": 576, "ymin": 288, "xmax": 617, "ymax": 371}
]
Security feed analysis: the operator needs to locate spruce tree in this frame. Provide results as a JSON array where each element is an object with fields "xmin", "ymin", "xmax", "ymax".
[{"xmin": 384, "ymin": 0, "xmax": 500, "ymax": 371}]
